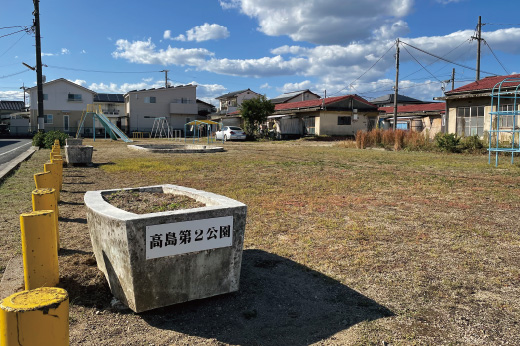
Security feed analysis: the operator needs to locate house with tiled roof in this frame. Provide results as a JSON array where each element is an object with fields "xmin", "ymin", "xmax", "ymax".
[
  {"xmin": 378, "ymin": 102, "xmax": 445, "ymax": 137},
  {"xmin": 270, "ymin": 90, "xmax": 321, "ymax": 105},
  {"xmin": 370, "ymin": 93, "xmax": 429, "ymax": 107},
  {"xmin": 437, "ymin": 74, "xmax": 520, "ymax": 138},
  {"xmin": 215, "ymin": 89, "xmax": 261, "ymax": 115},
  {"xmin": 268, "ymin": 95, "xmax": 378, "ymax": 138}
]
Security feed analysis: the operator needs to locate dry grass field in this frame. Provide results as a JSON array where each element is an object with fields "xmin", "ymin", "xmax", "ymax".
[{"xmin": 1, "ymin": 138, "xmax": 519, "ymax": 345}]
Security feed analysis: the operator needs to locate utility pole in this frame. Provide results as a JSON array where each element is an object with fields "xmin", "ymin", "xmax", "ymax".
[
  {"xmin": 393, "ymin": 38, "xmax": 400, "ymax": 130},
  {"xmin": 33, "ymin": 0, "xmax": 44, "ymax": 125},
  {"xmin": 451, "ymin": 68, "xmax": 455, "ymax": 90},
  {"xmin": 160, "ymin": 70, "xmax": 170, "ymax": 88},
  {"xmin": 20, "ymin": 83, "xmax": 27, "ymax": 107},
  {"xmin": 472, "ymin": 16, "xmax": 483, "ymax": 81}
]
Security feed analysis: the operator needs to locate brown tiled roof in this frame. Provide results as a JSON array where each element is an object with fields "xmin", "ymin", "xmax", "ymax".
[
  {"xmin": 274, "ymin": 95, "xmax": 375, "ymax": 111},
  {"xmin": 446, "ymin": 74, "xmax": 520, "ymax": 95},
  {"xmin": 378, "ymin": 103, "xmax": 445, "ymax": 114}
]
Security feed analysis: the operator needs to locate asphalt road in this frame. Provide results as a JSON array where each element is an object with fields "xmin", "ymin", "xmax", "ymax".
[{"xmin": 0, "ymin": 139, "xmax": 33, "ymax": 171}]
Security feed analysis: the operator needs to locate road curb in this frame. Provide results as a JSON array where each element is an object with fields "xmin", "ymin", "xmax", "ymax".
[{"xmin": 0, "ymin": 146, "xmax": 38, "ymax": 183}]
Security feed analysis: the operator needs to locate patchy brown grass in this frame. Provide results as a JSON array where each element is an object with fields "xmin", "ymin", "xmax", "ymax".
[{"xmin": 2, "ymin": 138, "xmax": 520, "ymax": 344}]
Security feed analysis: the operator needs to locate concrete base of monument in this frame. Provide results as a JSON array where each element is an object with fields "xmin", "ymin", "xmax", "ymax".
[
  {"xmin": 84, "ymin": 184, "xmax": 247, "ymax": 313},
  {"xmin": 64, "ymin": 145, "xmax": 93, "ymax": 165},
  {"xmin": 128, "ymin": 144, "xmax": 224, "ymax": 153}
]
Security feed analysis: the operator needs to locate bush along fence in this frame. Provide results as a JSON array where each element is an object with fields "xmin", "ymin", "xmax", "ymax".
[
  {"xmin": 0, "ymin": 139, "xmax": 69, "ymax": 345},
  {"xmin": 355, "ymin": 129, "xmax": 487, "ymax": 154}
]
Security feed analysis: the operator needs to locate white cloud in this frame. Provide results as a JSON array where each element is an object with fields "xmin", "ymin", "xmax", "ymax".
[
  {"xmin": 112, "ymin": 38, "xmax": 213, "ymax": 66},
  {"xmin": 260, "ymin": 83, "xmax": 272, "ymax": 89},
  {"xmin": 42, "ymin": 52, "xmax": 56, "ymax": 57},
  {"xmin": 61, "ymin": 48, "xmax": 70, "ymax": 55},
  {"xmin": 69, "ymin": 79, "xmax": 86, "ymax": 86},
  {"xmin": 168, "ymin": 23, "xmax": 230, "ymax": 42},
  {"xmin": 221, "ymin": 0, "xmax": 413, "ymax": 44},
  {"xmin": 142, "ymin": 77, "xmax": 153, "ymax": 82},
  {"xmin": 0, "ymin": 90, "xmax": 25, "ymax": 101},
  {"xmin": 279, "ymin": 80, "xmax": 313, "ymax": 93}
]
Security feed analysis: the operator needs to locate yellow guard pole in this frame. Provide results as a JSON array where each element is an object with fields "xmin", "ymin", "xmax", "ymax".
[
  {"xmin": 0, "ymin": 287, "xmax": 69, "ymax": 345},
  {"xmin": 50, "ymin": 157, "xmax": 63, "ymax": 190},
  {"xmin": 32, "ymin": 188, "xmax": 60, "ymax": 250},
  {"xmin": 34, "ymin": 171, "xmax": 57, "ymax": 196},
  {"xmin": 20, "ymin": 210, "xmax": 59, "ymax": 290},
  {"xmin": 44, "ymin": 162, "xmax": 61, "ymax": 201}
]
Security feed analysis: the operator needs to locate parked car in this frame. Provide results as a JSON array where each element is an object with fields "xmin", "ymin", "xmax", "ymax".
[{"xmin": 215, "ymin": 126, "xmax": 246, "ymax": 141}]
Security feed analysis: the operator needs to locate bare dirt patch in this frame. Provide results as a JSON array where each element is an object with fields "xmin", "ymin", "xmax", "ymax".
[{"xmin": 103, "ymin": 190, "xmax": 205, "ymax": 214}]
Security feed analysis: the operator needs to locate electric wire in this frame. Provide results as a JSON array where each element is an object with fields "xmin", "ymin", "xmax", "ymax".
[
  {"xmin": 483, "ymin": 39, "xmax": 510, "ymax": 75},
  {"xmin": 0, "ymin": 69, "xmax": 30, "ymax": 79},
  {"xmin": 328, "ymin": 41, "xmax": 396, "ymax": 97},
  {"xmin": 401, "ymin": 44, "xmax": 442, "ymax": 83},
  {"xmin": 400, "ymin": 40, "xmax": 498, "ymax": 76},
  {"xmin": 0, "ymin": 32, "xmax": 28, "ymax": 58},
  {"xmin": 0, "ymin": 29, "xmax": 28, "ymax": 39},
  {"xmin": 46, "ymin": 65, "xmax": 163, "ymax": 74}
]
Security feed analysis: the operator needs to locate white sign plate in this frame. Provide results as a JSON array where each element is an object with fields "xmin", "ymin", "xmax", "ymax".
[{"xmin": 146, "ymin": 216, "xmax": 233, "ymax": 259}]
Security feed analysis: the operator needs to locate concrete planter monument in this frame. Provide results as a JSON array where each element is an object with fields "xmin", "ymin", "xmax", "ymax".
[
  {"xmin": 65, "ymin": 138, "xmax": 83, "ymax": 146},
  {"xmin": 84, "ymin": 184, "xmax": 247, "ymax": 313},
  {"xmin": 64, "ymin": 145, "xmax": 93, "ymax": 165}
]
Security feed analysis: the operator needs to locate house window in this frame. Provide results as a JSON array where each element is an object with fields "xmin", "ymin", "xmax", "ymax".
[
  {"xmin": 145, "ymin": 96, "xmax": 156, "ymax": 103},
  {"xmin": 44, "ymin": 114, "xmax": 53, "ymax": 124},
  {"xmin": 498, "ymin": 104, "xmax": 516, "ymax": 128},
  {"xmin": 63, "ymin": 115, "xmax": 69, "ymax": 132},
  {"xmin": 43, "ymin": 94, "xmax": 48, "ymax": 100},
  {"xmin": 456, "ymin": 106, "xmax": 484, "ymax": 137},
  {"xmin": 304, "ymin": 117, "xmax": 315, "ymax": 135},
  {"xmin": 338, "ymin": 116, "xmax": 352, "ymax": 125},
  {"xmin": 68, "ymin": 94, "xmax": 82, "ymax": 101}
]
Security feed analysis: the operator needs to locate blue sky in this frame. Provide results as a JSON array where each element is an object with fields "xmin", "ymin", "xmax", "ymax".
[{"xmin": 2, "ymin": 0, "xmax": 520, "ymax": 106}]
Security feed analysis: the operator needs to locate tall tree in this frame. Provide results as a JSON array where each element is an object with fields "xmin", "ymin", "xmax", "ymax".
[{"xmin": 240, "ymin": 95, "xmax": 275, "ymax": 137}]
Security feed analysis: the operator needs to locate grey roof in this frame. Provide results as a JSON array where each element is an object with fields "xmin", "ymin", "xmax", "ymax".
[
  {"xmin": 94, "ymin": 93, "xmax": 125, "ymax": 103},
  {"xmin": 216, "ymin": 89, "xmax": 259, "ymax": 100},
  {"xmin": 270, "ymin": 89, "xmax": 321, "ymax": 104},
  {"xmin": 0, "ymin": 101, "xmax": 25, "ymax": 111},
  {"xmin": 370, "ymin": 93, "xmax": 427, "ymax": 105}
]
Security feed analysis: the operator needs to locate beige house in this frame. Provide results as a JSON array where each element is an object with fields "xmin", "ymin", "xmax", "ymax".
[
  {"xmin": 438, "ymin": 74, "xmax": 520, "ymax": 139},
  {"xmin": 124, "ymin": 85, "xmax": 203, "ymax": 132},
  {"xmin": 378, "ymin": 103, "xmax": 445, "ymax": 138},
  {"xmin": 216, "ymin": 89, "xmax": 261, "ymax": 115},
  {"xmin": 270, "ymin": 95, "xmax": 378, "ymax": 138},
  {"xmin": 26, "ymin": 78, "xmax": 96, "ymax": 135}
]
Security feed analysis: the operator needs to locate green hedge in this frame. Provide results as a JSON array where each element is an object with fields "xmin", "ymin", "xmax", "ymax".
[{"xmin": 32, "ymin": 130, "xmax": 69, "ymax": 149}]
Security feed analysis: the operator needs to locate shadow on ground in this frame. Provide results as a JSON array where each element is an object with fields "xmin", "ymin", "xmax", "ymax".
[{"xmin": 139, "ymin": 249, "xmax": 393, "ymax": 345}]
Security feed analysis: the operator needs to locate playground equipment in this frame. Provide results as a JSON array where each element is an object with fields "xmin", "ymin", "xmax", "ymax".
[
  {"xmin": 184, "ymin": 119, "xmax": 220, "ymax": 144},
  {"xmin": 488, "ymin": 78, "xmax": 520, "ymax": 165},
  {"xmin": 151, "ymin": 117, "xmax": 170, "ymax": 138},
  {"xmin": 76, "ymin": 104, "xmax": 132, "ymax": 142}
]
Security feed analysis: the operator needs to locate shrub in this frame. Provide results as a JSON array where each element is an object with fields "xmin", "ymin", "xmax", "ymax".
[
  {"xmin": 394, "ymin": 130, "xmax": 406, "ymax": 151},
  {"xmin": 435, "ymin": 133, "xmax": 461, "ymax": 153},
  {"xmin": 356, "ymin": 130, "xmax": 368, "ymax": 149},
  {"xmin": 381, "ymin": 129, "xmax": 395, "ymax": 148},
  {"xmin": 32, "ymin": 131, "xmax": 45, "ymax": 148},
  {"xmin": 459, "ymin": 135, "xmax": 485, "ymax": 153},
  {"xmin": 32, "ymin": 130, "xmax": 69, "ymax": 149}
]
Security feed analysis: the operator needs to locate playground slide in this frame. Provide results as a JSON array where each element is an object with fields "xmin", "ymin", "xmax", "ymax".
[{"xmin": 94, "ymin": 112, "xmax": 133, "ymax": 142}]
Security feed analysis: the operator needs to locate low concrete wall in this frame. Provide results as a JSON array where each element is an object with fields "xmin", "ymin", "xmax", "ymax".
[
  {"xmin": 64, "ymin": 145, "xmax": 93, "ymax": 164},
  {"xmin": 84, "ymin": 184, "xmax": 247, "ymax": 313}
]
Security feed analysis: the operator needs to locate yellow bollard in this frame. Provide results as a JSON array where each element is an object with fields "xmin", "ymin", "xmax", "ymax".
[
  {"xmin": 20, "ymin": 210, "xmax": 59, "ymax": 290},
  {"xmin": 0, "ymin": 287, "xmax": 69, "ymax": 345},
  {"xmin": 32, "ymin": 188, "xmax": 60, "ymax": 250},
  {"xmin": 44, "ymin": 162, "xmax": 61, "ymax": 201},
  {"xmin": 34, "ymin": 171, "xmax": 57, "ymax": 193},
  {"xmin": 51, "ymin": 157, "xmax": 63, "ymax": 190}
]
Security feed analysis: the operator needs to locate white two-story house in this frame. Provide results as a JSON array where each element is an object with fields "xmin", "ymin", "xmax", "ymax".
[
  {"xmin": 125, "ymin": 85, "xmax": 202, "ymax": 132},
  {"xmin": 215, "ymin": 89, "xmax": 261, "ymax": 115},
  {"xmin": 27, "ymin": 78, "xmax": 95, "ymax": 135}
]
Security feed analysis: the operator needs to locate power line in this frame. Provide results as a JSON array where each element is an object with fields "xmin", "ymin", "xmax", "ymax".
[
  {"xmin": 0, "ymin": 32, "xmax": 28, "ymax": 58},
  {"xmin": 0, "ymin": 69, "xmax": 30, "ymax": 79},
  {"xmin": 46, "ymin": 65, "xmax": 163, "ymax": 74},
  {"xmin": 0, "ymin": 28, "xmax": 28, "ymax": 39},
  {"xmin": 401, "ymin": 44, "xmax": 442, "ymax": 83},
  {"xmin": 328, "ymin": 41, "xmax": 396, "ymax": 97},
  {"xmin": 400, "ymin": 40, "xmax": 498, "ymax": 76},
  {"xmin": 483, "ymin": 39, "xmax": 510, "ymax": 75}
]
